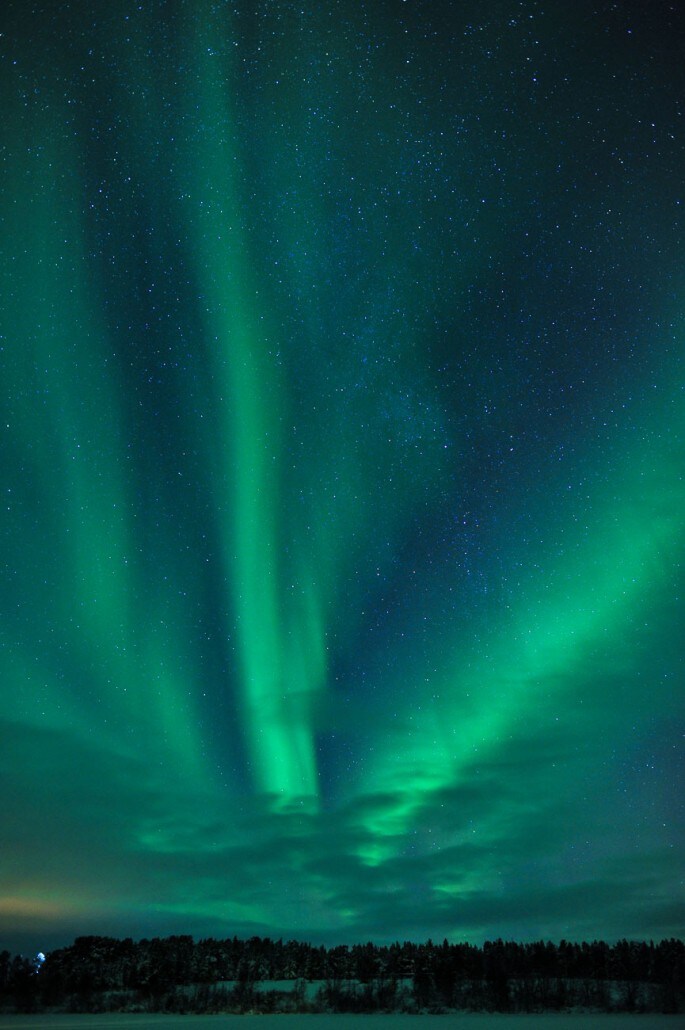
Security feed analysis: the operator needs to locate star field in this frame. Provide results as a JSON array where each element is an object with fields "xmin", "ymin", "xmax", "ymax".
[{"xmin": 0, "ymin": 0, "xmax": 683, "ymax": 953}]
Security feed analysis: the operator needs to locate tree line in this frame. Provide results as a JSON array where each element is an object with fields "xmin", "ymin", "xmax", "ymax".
[{"xmin": 1, "ymin": 933, "xmax": 683, "ymax": 1014}]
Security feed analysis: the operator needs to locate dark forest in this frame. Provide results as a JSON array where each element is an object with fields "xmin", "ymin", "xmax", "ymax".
[{"xmin": 2, "ymin": 934, "xmax": 683, "ymax": 1015}]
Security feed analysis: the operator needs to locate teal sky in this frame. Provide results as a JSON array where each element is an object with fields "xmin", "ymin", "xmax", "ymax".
[{"xmin": 1, "ymin": 0, "xmax": 683, "ymax": 954}]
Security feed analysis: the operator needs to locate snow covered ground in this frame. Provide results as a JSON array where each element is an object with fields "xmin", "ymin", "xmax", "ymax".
[{"xmin": 0, "ymin": 1014, "xmax": 682, "ymax": 1029}]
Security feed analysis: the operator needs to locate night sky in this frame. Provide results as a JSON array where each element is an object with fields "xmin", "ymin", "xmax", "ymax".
[{"xmin": 1, "ymin": 0, "xmax": 683, "ymax": 955}]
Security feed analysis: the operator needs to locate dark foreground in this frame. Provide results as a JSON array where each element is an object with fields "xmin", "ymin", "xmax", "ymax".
[
  {"xmin": 3, "ymin": 937, "xmax": 683, "ymax": 1018},
  {"xmin": 0, "ymin": 1016, "xmax": 684, "ymax": 1029},
  {"xmin": 4, "ymin": 936, "xmax": 684, "ymax": 1016}
]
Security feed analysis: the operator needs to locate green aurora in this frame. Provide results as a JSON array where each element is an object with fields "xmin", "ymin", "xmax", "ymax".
[{"xmin": 1, "ymin": 0, "xmax": 683, "ymax": 951}]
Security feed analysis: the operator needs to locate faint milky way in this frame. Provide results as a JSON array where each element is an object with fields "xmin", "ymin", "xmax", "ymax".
[{"xmin": 0, "ymin": 0, "xmax": 683, "ymax": 953}]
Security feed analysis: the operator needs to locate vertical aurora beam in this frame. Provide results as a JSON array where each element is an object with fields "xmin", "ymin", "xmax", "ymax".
[
  {"xmin": 178, "ymin": 7, "xmax": 322, "ymax": 807},
  {"xmin": 0, "ymin": 61, "xmax": 210, "ymax": 799},
  {"xmin": 173, "ymin": 3, "xmax": 455, "ymax": 807}
]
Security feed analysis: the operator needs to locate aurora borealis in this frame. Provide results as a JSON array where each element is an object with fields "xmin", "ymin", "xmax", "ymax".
[{"xmin": 1, "ymin": 0, "xmax": 683, "ymax": 955}]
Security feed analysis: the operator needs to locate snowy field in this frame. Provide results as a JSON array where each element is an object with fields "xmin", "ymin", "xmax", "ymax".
[{"xmin": 0, "ymin": 1015, "xmax": 682, "ymax": 1029}]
